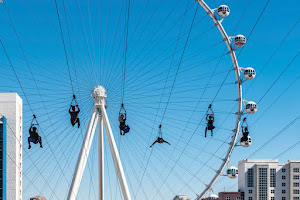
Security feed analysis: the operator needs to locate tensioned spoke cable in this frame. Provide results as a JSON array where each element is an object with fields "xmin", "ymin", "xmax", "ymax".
[
  {"xmin": 121, "ymin": 0, "xmax": 130, "ymax": 104},
  {"xmin": 107, "ymin": 32, "xmax": 219, "ymax": 93},
  {"xmin": 61, "ymin": 0, "xmax": 84, "ymax": 96},
  {"xmin": 210, "ymin": 0, "xmax": 271, "ymax": 103},
  {"xmin": 244, "ymin": 17, "xmax": 300, "ymax": 95},
  {"xmin": 105, "ymin": 4, "xmax": 202, "ymax": 87},
  {"xmin": 170, "ymin": 1, "xmax": 274, "ymax": 194},
  {"xmin": 107, "ymin": 16, "xmax": 211, "ymax": 90},
  {"xmin": 203, "ymin": 17, "xmax": 300, "ymax": 179},
  {"xmin": 135, "ymin": 4, "xmax": 200, "ymax": 197},
  {"xmin": 0, "ymin": 111, "xmax": 61, "ymax": 199},
  {"xmin": 2, "ymin": 0, "xmax": 298, "ymax": 198},
  {"xmin": 0, "ymin": 38, "xmax": 84, "ymax": 198},
  {"xmin": 161, "ymin": 4, "xmax": 198, "ymax": 124},
  {"xmin": 134, "ymin": 1, "xmax": 196, "ymax": 195},
  {"xmin": 152, "ymin": 0, "xmax": 270, "ymax": 194},
  {"xmin": 53, "ymin": 0, "xmax": 75, "ymax": 95},
  {"xmin": 76, "ymin": 0, "xmax": 98, "ymax": 85},
  {"xmin": 250, "ymin": 69, "xmax": 300, "ymax": 127},
  {"xmin": 257, "ymin": 50, "xmax": 299, "ymax": 104},
  {"xmin": 216, "ymin": 117, "xmax": 300, "ymax": 191},
  {"xmin": 2, "ymin": 6, "xmax": 93, "ymax": 193},
  {"xmin": 109, "ymin": 111, "xmax": 197, "ymax": 198}
]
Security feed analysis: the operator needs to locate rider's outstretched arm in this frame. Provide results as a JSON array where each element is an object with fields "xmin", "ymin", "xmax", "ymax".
[
  {"xmin": 163, "ymin": 140, "xmax": 171, "ymax": 145},
  {"xmin": 29, "ymin": 125, "xmax": 33, "ymax": 133},
  {"xmin": 150, "ymin": 141, "xmax": 157, "ymax": 148}
]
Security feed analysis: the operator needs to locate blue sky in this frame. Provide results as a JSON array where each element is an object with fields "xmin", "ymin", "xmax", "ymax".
[{"xmin": 0, "ymin": 0, "xmax": 299, "ymax": 199}]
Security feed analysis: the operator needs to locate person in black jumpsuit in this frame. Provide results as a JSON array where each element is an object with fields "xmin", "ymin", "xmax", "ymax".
[
  {"xmin": 28, "ymin": 125, "xmax": 42, "ymax": 149},
  {"xmin": 69, "ymin": 105, "xmax": 80, "ymax": 128},
  {"xmin": 241, "ymin": 126, "xmax": 249, "ymax": 142},
  {"xmin": 205, "ymin": 114, "xmax": 215, "ymax": 137},
  {"xmin": 119, "ymin": 114, "xmax": 126, "ymax": 135},
  {"xmin": 150, "ymin": 137, "xmax": 170, "ymax": 147}
]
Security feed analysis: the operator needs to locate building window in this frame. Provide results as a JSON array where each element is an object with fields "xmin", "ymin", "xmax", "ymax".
[
  {"xmin": 259, "ymin": 168, "xmax": 268, "ymax": 200},
  {"xmin": 270, "ymin": 168, "xmax": 276, "ymax": 187},
  {"xmin": 293, "ymin": 189, "xmax": 300, "ymax": 194},
  {"xmin": 294, "ymin": 168, "xmax": 300, "ymax": 173},
  {"xmin": 282, "ymin": 197, "xmax": 286, "ymax": 200},
  {"xmin": 249, "ymin": 197, "xmax": 252, "ymax": 200},
  {"xmin": 247, "ymin": 168, "xmax": 254, "ymax": 187},
  {"xmin": 271, "ymin": 190, "xmax": 274, "ymax": 193},
  {"xmin": 0, "ymin": 118, "xmax": 4, "ymax": 200},
  {"xmin": 282, "ymin": 176, "xmax": 286, "ymax": 180},
  {"xmin": 282, "ymin": 182, "xmax": 286, "ymax": 187},
  {"xmin": 294, "ymin": 197, "xmax": 300, "ymax": 200},
  {"xmin": 226, "ymin": 197, "xmax": 231, "ymax": 200},
  {"xmin": 282, "ymin": 168, "xmax": 286, "ymax": 172},
  {"xmin": 271, "ymin": 198, "xmax": 274, "ymax": 200},
  {"xmin": 282, "ymin": 190, "xmax": 286, "ymax": 194},
  {"xmin": 249, "ymin": 190, "xmax": 252, "ymax": 194},
  {"xmin": 294, "ymin": 175, "xmax": 300, "ymax": 180},
  {"xmin": 294, "ymin": 182, "xmax": 300, "ymax": 187}
]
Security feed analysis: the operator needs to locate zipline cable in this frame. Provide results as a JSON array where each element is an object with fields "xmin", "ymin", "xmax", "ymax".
[
  {"xmin": 134, "ymin": 1, "xmax": 194, "ymax": 196},
  {"xmin": 160, "ymin": 4, "xmax": 199, "ymax": 125},
  {"xmin": 122, "ymin": 0, "xmax": 131, "ymax": 104},
  {"xmin": 53, "ymin": 0, "xmax": 75, "ymax": 95}
]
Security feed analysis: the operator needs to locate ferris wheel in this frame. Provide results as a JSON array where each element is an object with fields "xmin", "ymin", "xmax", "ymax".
[
  {"xmin": 3, "ymin": 0, "xmax": 300, "ymax": 199},
  {"xmin": 195, "ymin": 1, "xmax": 256, "ymax": 198}
]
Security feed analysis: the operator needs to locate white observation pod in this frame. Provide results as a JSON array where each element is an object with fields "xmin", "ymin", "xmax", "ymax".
[
  {"xmin": 234, "ymin": 35, "xmax": 247, "ymax": 47},
  {"xmin": 245, "ymin": 101, "xmax": 257, "ymax": 114},
  {"xmin": 243, "ymin": 67, "xmax": 256, "ymax": 80},
  {"xmin": 240, "ymin": 136, "xmax": 252, "ymax": 147},
  {"xmin": 209, "ymin": 194, "xmax": 219, "ymax": 199},
  {"xmin": 217, "ymin": 5, "xmax": 230, "ymax": 18},
  {"xmin": 227, "ymin": 166, "xmax": 238, "ymax": 179}
]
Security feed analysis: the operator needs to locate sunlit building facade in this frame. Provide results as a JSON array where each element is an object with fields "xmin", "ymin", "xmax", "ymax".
[
  {"xmin": 0, "ymin": 93, "xmax": 23, "ymax": 200},
  {"xmin": 0, "ymin": 116, "xmax": 7, "ymax": 199},
  {"xmin": 238, "ymin": 159, "xmax": 300, "ymax": 200}
]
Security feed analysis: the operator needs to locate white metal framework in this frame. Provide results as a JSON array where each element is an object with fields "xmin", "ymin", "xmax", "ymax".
[
  {"xmin": 67, "ymin": 86, "xmax": 131, "ymax": 200},
  {"xmin": 196, "ymin": 0, "xmax": 245, "ymax": 199}
]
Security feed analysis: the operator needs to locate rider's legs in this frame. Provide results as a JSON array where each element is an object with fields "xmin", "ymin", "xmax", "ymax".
[
  {"xmin": 28, "ymin": 137, "xmax": 31, "ymax": 149},
  {"xmin": 39, "ymin": 136, "xmax": 43, "ymax": 147}
]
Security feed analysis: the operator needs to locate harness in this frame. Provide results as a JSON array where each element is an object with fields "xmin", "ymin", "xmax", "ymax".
[
  {"xmin": 206, "ymin": 104, "xmax": 214, "ymax": 118},
  {"xmin": 241, "ymin": 117, "xmax": 249, "ymax": 134},
  {"xmin": 241, "ymin": 118, "xmax": 249, "ymax": 141},
  {"xmin": 70, "ymin": 95, "xmax": 80, "ymax": 123},
  {"xmin": 158, "ymin": 125, "xmax": 163, "ymax": 138},
  {"xmin": 30, "ymin": 115, "xmax": 40, "ymax": 139},
  {"xmin": 119, "ymin": 103, "xmax": 126, "ymax": 117},
  {"xmin": 70, "ymin": 95, "xmax": 79, "ymax": 107}
]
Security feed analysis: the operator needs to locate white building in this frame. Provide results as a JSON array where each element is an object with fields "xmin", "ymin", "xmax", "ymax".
[
  {"xmin": 0, "ymin": 93, "xmax": 23, "ymax": 200},
  {"xmin": 238, "ymin": 159, "xmax": 300, "ymax": 200},
  {"xmin": 173, "ymin": 195, "xmax": 191, "ymax": 200}
]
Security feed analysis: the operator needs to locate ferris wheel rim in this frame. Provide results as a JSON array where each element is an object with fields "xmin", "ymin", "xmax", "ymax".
[{"xmin": 196, "ymin": 0, "xmax": 243, "ymax": 199}]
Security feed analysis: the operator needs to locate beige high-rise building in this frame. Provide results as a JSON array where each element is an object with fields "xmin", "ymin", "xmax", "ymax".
[
  {"xmin": 238, "ymin": 159, "xmax": 300, "ymax": 200},
  {"xmin": 0, "ymin": 93, "xmax": 23, "ymax": 200}
]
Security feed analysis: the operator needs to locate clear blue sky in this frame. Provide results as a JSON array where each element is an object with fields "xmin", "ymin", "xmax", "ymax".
[{"xmin": 0, "ymin": 0, "xmax": 299, "ymax": 199}]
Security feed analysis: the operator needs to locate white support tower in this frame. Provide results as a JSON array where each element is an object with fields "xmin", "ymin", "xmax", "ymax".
[{"xmin": 67, "ymin": 86, "xmax": 131, "ymax": 200}]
